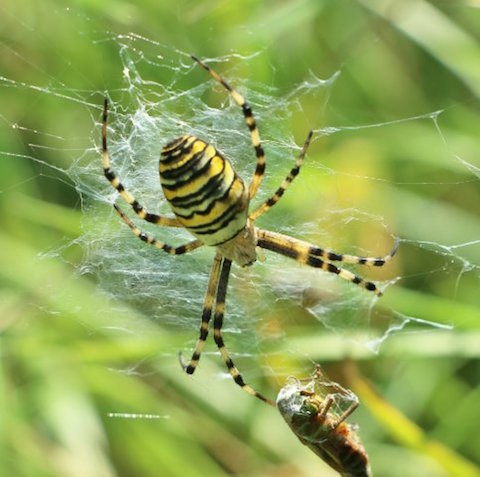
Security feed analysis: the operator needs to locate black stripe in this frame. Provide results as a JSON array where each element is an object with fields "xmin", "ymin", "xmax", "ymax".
[
  {"xmin": 373, "ymin": 259, "xmax": 384, "ymax": 266},
  {"xmin": 144, "ymin": 212, "xmax": 161, "ymax": 223},
  {"xmin": 160, "ymin": 138, "xmax": 195, "ymax": 164},
  {"xmin": 210, "ymin": 224, "xmax": 246, "ymax": 246},
  {"xmin": 160, "ymin": 146, "xmax": 208, "ymax": 180},
  {"xmin": 173, "ymin": 181, "xmax": 233, "ymax": 220},
  {"xmin": 104, "ymin": 168, "xmax": 115, "ymax": 181},
  {"xmin": 254, "ymin": 145, "xmax": 264, "ymax": 158},
  {"xmin": 169, "ymin": 158, "xmax": 231, "ymax": 208},
  {"xmin": 199, "ymin": 328, "xmax": 208, "ymax": 340},
  {"xmin": 327, "ymin": 251, "xmax": 342, "ymax": 261},
  {"xmin": 365, "ymin": 282, "xmax": 376, "ymax": 291},
  {"xmin": 162, "ymin": 155, "xmax": 226, "ymax": 192},
  {"xmin": 103, "ymin": 99, "xmax": 108, "ymax": 118},
  {"xmin": 213, "ymin": 331, "xmax": 224, "ymax": 349},
  {"xmin": 272, "ymin": 187, "xmax": 285, "ymax": 200},
  {"xmin": 290, "ymin": 165, "xmax": 300, "ymax": 177},
  {"xmin": 194, "ymin": 218, "xmax": 245, "ymax": 244},
  {"xmin": 188, "ymin": 199, "xmax": 242, "ymax": 233},
  {"xmin": 327, "ymin": 263, "xmax": 340, "ymax": 274},
  {"xmin": 255, "ymin": 161, "xmax": 266, "ymax": 175},
  {"xmin": 234, "ymin": 374, "xmax": 245, "ymax": 386},
  {"xmin": 242, "ymin": 104, "xmax": 252, "ymax": 117},
  {"xmin": 306, "ymin": 256, "xmax": 325, "ymax": 268},
  {"xmin": 162, "ymin": 151, "xmax": 215, "ymax": 188},
  {"xmin": 202, "ymin": 307, "xmax": 211, "ymax": 321},
  {"xmin": 169, "ymin": 170, "xmax": 229, "ymax": 208},
  {"xmin": 163, "ymin": 136, "xmax": 188, "ymax": 150},
  {"xmin": 257, "ymin": 239, "xmax": 300, "ymax": 260}
]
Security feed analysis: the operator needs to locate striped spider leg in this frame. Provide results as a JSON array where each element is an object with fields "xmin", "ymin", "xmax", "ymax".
[
  {"xmin": 191, "ymin": 55, "xmax": 265, "ymax": 199},
  {"xmin": 256, "ymin": 229, "xmax": 399, "ymax": 296},
  {"xmin": 102, "ymin": 99, "xmax": 182, "ymax": 228},
  {"xmin": 180, "ymin": 255, "xmax": 274, "ymax": 405},
  {"xmin": 102, "ymin": 56, "xmax": 397, "ymax": 406}
]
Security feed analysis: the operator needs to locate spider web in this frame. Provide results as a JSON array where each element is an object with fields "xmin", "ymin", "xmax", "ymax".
[{"xmin": 2, "ymin": 9, "xmax": 479, "ymax": 394}]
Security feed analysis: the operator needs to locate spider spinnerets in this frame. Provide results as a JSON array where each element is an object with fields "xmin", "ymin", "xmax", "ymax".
[{"xmin": 101, "ymin": 55, "xmax": 398, "ymax": 405}]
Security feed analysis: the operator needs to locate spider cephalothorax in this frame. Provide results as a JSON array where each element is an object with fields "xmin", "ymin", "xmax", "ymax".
[{"xmin": 102, "ymin": 55, "xmax": 398, "ymax": 405}]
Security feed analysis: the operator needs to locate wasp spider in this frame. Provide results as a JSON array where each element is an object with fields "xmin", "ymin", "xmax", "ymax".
[{"xmin": 101, "ymin": 56, "xmax": 398, "ymax": 406}]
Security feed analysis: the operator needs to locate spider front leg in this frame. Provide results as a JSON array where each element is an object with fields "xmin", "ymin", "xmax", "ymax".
[
  {"xmin": 212, "ymin": 259, "xmax": 274, "ymax": 406},
  {"xmin": 102, "ymin": 99, "xmax": 181, "ymax": 227},
  {"xmin": 191, "ymin": 56, "xmax": 266, "ymax": 199},
  {"xmin": 250, "ymin": 130, "xmax": 313, "ymax": 221}
]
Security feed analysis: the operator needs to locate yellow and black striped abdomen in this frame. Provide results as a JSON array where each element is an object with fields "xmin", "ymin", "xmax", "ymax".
[{"xmin": 160, "ymin": 135, "xmax": 248, "ymax": 246}]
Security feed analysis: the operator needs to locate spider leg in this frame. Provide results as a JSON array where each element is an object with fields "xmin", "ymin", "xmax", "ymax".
[
  {"xmin": 213, "ymin": 258, "xmax": 274, "ymax": 406},
  {"xmin": 256, "ymin": 229, "xmax": 398, "ymax": 296},
  {"xmin": 114, "ymin": 204, "xmax": 203, "ymax": 255},
  {"xmin": 250, "ymin": 130, "xmax": 313, "ymax": 221},
  {"xmin": 258, "ymin": 229, "xmax": 399, "ymax": 267},
  {"xmin": 102, "ymin": 99, "xmax": 181, "ymax": 227},
  {"xmin": 191, "ymin": 56, "xmax": 265, "ymax": 200},
  {"xmin": 179, "ymin": 254, "xmax": 222, "ymax": 373}
]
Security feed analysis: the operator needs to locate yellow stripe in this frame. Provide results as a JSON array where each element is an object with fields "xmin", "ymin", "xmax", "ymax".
[
  {"xmin": 250, "ymin": 129, "xmax": 260, "ymax": 147},
  {"xmin": 119, "ymin": 189, "xmax": 135, "ymax": 204},
  {"xmin": 159, "ymin": 140, "xmax": 209, "ymax": 173},
  {"xmin": 163, "ymin": 154, "xmax": 224, "ymax": 200},
  {"xmin": 161, "ymin": 135, "xmax": 194, "ymax": 155},
  {"xmin": 178, "ymin": 200, "xmax": 233, "ymax": 228},
  {"xmin": 161, "ymin": 135, "xmax": 189, "ymax": 153},
  {"xmin": 231, "ymin": 91, "xmax": 244, "ymax": 106},
  {"xmin": 176, "ymin": 176, "xmax": 242, "ymax": 228}
]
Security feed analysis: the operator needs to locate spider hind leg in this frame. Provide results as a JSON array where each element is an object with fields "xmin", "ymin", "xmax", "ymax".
[{"xmin": 257, "ymin": 229, "xmax": 397, "ymax": 296}]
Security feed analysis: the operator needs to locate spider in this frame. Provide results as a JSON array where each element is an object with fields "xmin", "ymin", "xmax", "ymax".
[{"xmin": 101, "ymin": 55, "xmax": 398, "ymax": 406}]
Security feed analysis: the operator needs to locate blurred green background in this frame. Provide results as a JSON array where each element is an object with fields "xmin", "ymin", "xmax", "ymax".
[{"xmin": 1, "ymin": 1, "xmax": 480, "ymax": 476}]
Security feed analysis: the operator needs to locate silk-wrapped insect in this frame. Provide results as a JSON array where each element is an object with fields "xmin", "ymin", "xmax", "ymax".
[{"xmin": 277, "ymin": 368, "xmax": 372, "ymax": 477}]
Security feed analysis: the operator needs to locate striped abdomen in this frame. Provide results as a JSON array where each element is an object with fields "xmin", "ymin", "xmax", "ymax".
[
  {"xmin": 289, "ymin": 416, "xmax": 371, "ymax": 477},
  {"xmin": 160, "ymin": 135, "xmax": 249, "ymax": 246},
  {"xmin": 309, "ymin": 422, "xmax": 371, "ymax": 477}
]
